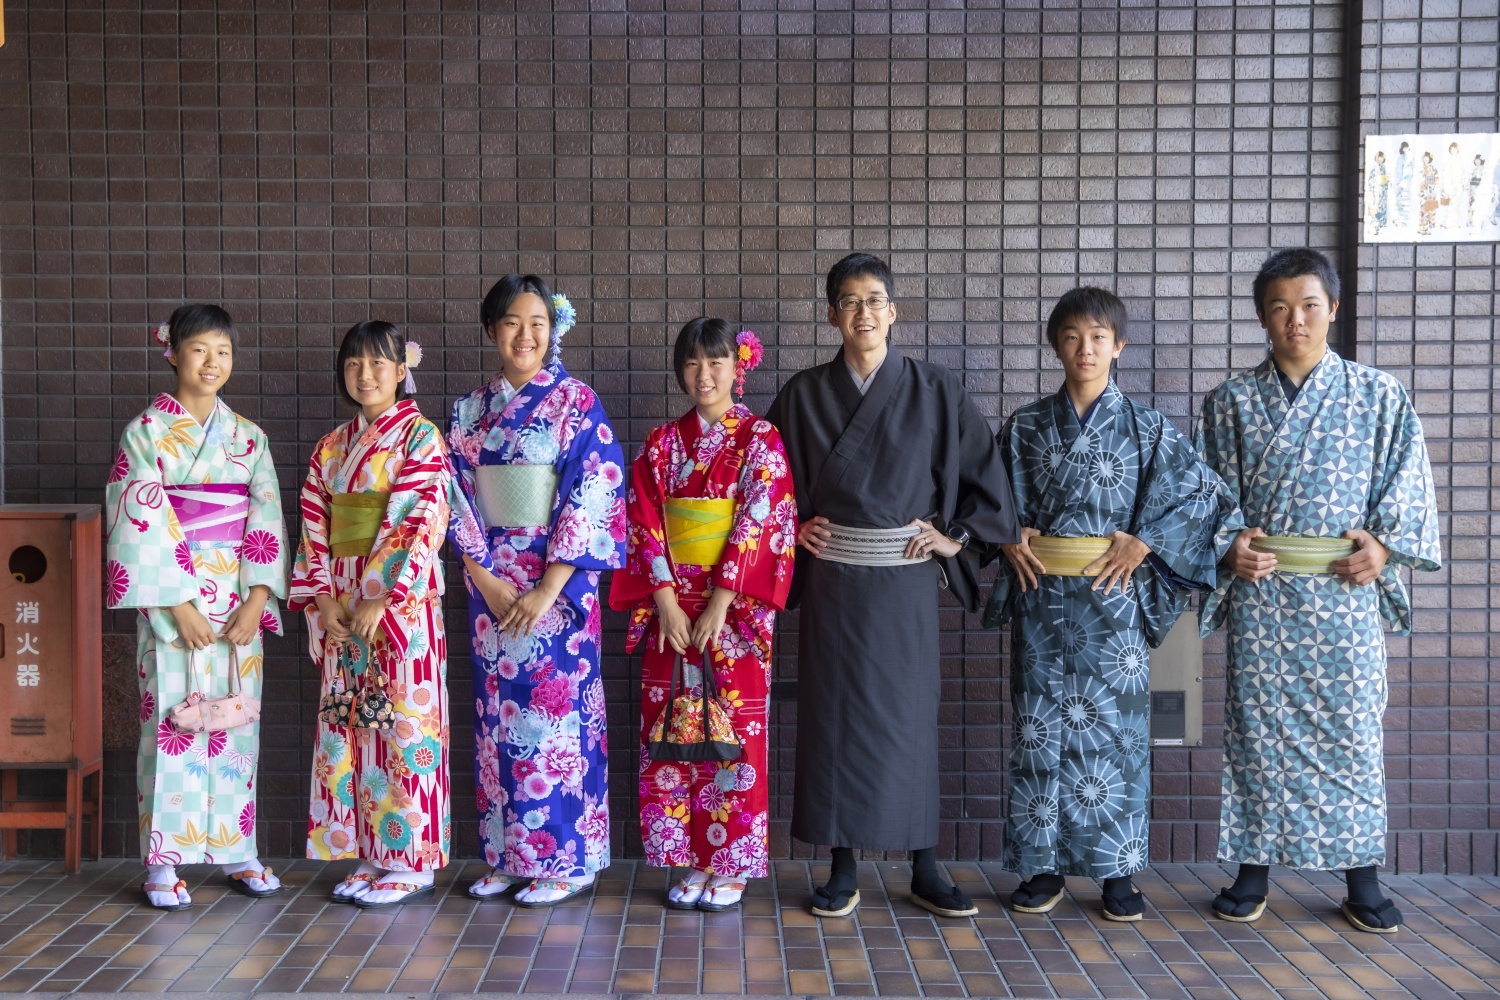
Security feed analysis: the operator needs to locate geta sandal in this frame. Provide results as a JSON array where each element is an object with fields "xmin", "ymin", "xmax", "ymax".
[
  {"xmin": 1341, "ymin": 898, "xmax": 1401, "ymax": 934},
  {"xmin": 142, "ymin": 879, "xmax": 192, "ymax": 912},
  {"xmin": 698, "ymin": 879, "xmax": 746, "ymax": 912},
  {"xmin": 1212, "ymin": 886, "xmax": 1267, "ymax": 923},
  {"xmin": 353, "ymin": 880, "xmax": 436, "ymax": 909},
  {"xmin": 226, "ymin": 866, "xmax": 280, "ymax": 898},
  {"xmin": 514, "ymin": 878, "xmax": 595, "ymax": 909},
  {"xmin": 810, "ymin": 886, "xmax": 860, "ymax": 918}
]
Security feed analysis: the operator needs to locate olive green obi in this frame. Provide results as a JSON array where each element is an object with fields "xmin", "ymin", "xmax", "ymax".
[
  {"xmin": 474, "ymin": 464, "xmax": 560, "ymax": 529},
  {"xmin": 1029, "ymin": 536, "xmax": 1113, "ymax": 576},
  {"xmin": 1249, "ymin": 535, "xmax": 1355, "ymax": 574},
  {"xmin": 329, "ymin": 492, "xmax": 389, "ymax": 558},
  {"xmin": 665, "ymin": 498, "xmax": 735, "ymax": 567}
]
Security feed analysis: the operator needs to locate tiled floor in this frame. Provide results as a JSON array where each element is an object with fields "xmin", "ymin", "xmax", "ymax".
[{"xmin": 0, "ymin": 859, "xmax": 1496, "ymax": 998}]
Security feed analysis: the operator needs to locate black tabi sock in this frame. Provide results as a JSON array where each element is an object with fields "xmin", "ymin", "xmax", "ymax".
[
  {"xmin": 1344, "ymin": 865, "xmax": 1383, "ymax": 907},
  {"xmin": 910, "ymin": 847, "xmax": 972, "ymax": 910},
  {"xmin": 813, "ymin": 847, "xmax": 858, "ymax": 907},
  {"xmin": 1101, "ymin": 876, "xmax": 1135, "ymax": 902},
  {"xmin": 1230, "ymin": 863, "xmax": 1270, "ymax": 899}
]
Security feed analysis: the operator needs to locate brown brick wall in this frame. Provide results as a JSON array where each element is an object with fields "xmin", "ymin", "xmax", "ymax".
[{"xmin": 0, "ymin": 0, "xmax": 1493, "ymax": 873}]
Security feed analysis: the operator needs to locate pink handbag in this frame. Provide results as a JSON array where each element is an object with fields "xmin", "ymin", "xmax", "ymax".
[{"xmin": 166, "ymin": 645, "xmax": 260, "ymax": 733}]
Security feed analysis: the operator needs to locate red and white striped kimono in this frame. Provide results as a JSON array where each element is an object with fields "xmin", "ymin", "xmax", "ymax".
[{"xmin": 290, "ymin": 400, "xmax": 453, "ymax": 872}]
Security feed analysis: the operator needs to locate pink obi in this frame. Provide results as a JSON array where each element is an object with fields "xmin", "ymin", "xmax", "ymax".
[{"xmin": 164, "ymin": 484, "xmax": 250, "ymax": 544}]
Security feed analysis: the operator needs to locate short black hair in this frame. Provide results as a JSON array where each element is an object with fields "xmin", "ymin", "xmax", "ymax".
[
  {"xmin": 166, "ymin": 303, "xmax": 237, "ymax": 360},
  {"xmin": 335, "ymin": 320, "xmax": 407, "ymax": 407},
  {"xmin": 672, "ymin": 317, "xmax": 737, "ymax": 393},
  {"xmin": 481, "ymin": 274, "xmax": 556, "ymax": 346},
  {"xmin": 1251, "ymin": 248, "xmax": 1341, "ymax": 317},
  {"xmin": 1046, "ymin": 287, "xmax": 1128, "ymax": 347},
  {"xmin": 825, "ymin": 252, "xmax": 894, "ymax": 307}
]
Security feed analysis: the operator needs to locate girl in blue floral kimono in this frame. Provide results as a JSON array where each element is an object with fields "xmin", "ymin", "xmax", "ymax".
[{"xmin": 447, "ymin": 275, "xmax": 627, "ymax": 907}]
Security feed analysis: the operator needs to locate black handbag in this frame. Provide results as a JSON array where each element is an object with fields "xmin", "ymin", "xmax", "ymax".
[{"xmin": 647, "ymin": 654, "xmax": 742, "ymax": 762}]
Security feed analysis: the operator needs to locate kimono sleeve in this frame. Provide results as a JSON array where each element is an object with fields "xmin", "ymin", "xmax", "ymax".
[
  {"xmin": 287, "ymin": 434, "xmax": 336, "ymax": 613},
  {"xmin": 937, "ymin": 385, "xmax": 1019, "ymax": 614},
  {"xmin": 980, "ymin": 414, "xmax": 1025, "ymax": 629},
  {"xmin": 104, "ymin": 414, "xmax": 201, "ymax": 618},
  {"xmin": 1131, "ymin": 418, "xmax": 1242, "ymax": 589},
  {"xmin": 445, "ymin": 398, "xmax": 499, "ymax": 577},
  {"xmin": 607, "ymin": 430, "xmax": 676, "ymax": 611},
  {"xmin": 1367, "ymin": 384, "xmax": 1441, "ymax": 573},
  {"xmin": 1194, "ymin": 388, "xmax": 1251, "ymax": 634},
  {"xmin": 714, "ymin": 420, "xmax": 797, "ymax": 611},
  {"xmin": 238, "ymin": 427, "xmax": 289, "ymax": 635},
  {"xmin": 546, "ymin": 392, "xmax": 627, "ymax": 611}
]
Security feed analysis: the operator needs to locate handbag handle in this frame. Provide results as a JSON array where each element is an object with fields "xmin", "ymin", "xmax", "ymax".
[{"xmin": 186, "ymin": 642, "xmax": 242, "ymax": 700}]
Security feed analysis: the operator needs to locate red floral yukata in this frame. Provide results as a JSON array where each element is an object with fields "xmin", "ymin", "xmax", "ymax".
[{"xmin": 609, "ymin": 404, "xmax": 797, "ymax": 877}]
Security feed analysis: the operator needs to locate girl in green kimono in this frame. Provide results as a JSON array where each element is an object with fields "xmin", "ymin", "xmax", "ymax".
[{"xmin": 105, "ymin": 305, "xmax": 289, "ymax": 910}]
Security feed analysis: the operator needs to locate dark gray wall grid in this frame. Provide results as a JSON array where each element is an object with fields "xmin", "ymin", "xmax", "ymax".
[
  {"xmin": 0, "ymin": 0, "xmax": 1492, "ymax": 873},
  {"xmin": 1357, "ymin": 0, "xmax": 1500, "ymax": 876}
]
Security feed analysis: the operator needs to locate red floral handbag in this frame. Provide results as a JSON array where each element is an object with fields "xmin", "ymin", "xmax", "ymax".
[{"xmin": 648, "ymin": 654, "xmax": 742, "ymax": 762}]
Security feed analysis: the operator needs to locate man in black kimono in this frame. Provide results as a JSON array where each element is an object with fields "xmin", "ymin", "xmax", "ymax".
[{"xmin": 766, "ymin": 253, "xmax": 1019, "ymax": 918}]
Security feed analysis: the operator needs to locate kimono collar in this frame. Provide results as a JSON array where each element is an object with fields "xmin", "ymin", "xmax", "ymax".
[
  {"xmin": 355, "ymin": 399, "xmax": 418, "ymax": 434},
  {"xmin": 1061, "ymin": 380, "xmax": 1123, "ymax": 427},
  {"xmin": 831, "ymin": 345, "xmax": 901, "ymax": 417},
  {"xmin": 154, "ymin": 392, "xmax": 229, "ymax": 429},
  {"xmin": 1257, "ymin": 347, "xmax": 1342, "ymax": 395},
  {"xmin": 480, "ymin": 361, "xmax": 569, "ymax": 443},
  {"xmin": 678, "ymin": 402, "xmax": 750, "ymax": 451}
]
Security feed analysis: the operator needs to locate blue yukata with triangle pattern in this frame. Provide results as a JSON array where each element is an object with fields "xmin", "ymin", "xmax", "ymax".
[{"xmin": 1196, "ymin": 351, "xmax": 1441, "ymax": 871}]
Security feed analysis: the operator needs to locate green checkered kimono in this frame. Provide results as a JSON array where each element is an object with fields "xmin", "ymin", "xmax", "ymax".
[
  {"xmin": 105, "ymin": 394, "xmax": 288, "ymax": 865},
  {"xmin": 1197, "ymin": 352, "xmax": 1441, "ymax": 870}
]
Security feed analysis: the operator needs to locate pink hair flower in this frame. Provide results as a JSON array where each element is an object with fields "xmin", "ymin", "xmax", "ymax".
[{"xmin": 734, "ymin": 330, "xmax": 764, "ymax": 395}]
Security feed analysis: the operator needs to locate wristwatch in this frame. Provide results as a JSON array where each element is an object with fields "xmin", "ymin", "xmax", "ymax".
[{"xmin": 946, "ymin": 525, "xmax": 971, "ymax": 549}]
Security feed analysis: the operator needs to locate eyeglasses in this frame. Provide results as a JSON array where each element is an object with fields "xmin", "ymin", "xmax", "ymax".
[{"xmin": 835, "ymin": 295, "xmax": 892, "ymax": 314}]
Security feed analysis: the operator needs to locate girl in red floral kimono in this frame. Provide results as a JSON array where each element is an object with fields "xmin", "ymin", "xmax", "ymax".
[{"xmin": 609, "ymin": 319, "xmax": 797, "ymax": 911}]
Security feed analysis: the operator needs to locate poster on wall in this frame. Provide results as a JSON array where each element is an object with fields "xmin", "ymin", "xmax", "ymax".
[{"xmin": 1363, "ymin": 132, "xmax": 1500, "ymax": 243}]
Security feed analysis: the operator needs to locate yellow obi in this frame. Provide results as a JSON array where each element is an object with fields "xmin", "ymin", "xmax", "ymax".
[
  {"xmin": 1250, "ymin": 535, "xmax": 1355, "ymax": 575},
  {"xmin": 329, "ymin": 492, "xmax": 389, "ymax": 558},
  {"xmin": 665, "ymin": 498, "xmax": 735, "ymax": 567},
  {"xmin": 1029, "ymin": 536, "xmax": 1113, "ymax": 576}
]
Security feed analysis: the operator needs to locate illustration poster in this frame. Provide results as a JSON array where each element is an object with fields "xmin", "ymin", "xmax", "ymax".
[{"xmin": 1363, "ymin": 132, "xmax": 1500, "ymax": 243}]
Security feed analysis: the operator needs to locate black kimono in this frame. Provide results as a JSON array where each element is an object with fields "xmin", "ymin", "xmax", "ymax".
[{"xmin": 766, "ymin": 347, "xmax": 1019, "ymax": 851}]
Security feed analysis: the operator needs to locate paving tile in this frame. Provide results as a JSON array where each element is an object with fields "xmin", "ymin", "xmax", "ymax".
[{"xmin": 0, "ymin": 859, "xmax": 1498, "ymax": 997}]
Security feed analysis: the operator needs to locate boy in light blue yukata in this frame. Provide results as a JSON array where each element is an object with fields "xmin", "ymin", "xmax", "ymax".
[{"xmin": 1197, "ymin": 248, "xmax": 1441, "ymax": 933}]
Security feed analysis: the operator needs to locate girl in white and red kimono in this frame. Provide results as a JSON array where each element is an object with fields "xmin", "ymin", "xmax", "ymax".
[{"xmin": 290, "ymin": 322, "xmax": 453, "ymax": 909}]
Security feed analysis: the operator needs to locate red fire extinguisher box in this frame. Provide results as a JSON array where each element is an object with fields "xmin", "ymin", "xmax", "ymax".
[{"xmin": 0, "ymin": 505, "xmax": 104, "ymax": 871}]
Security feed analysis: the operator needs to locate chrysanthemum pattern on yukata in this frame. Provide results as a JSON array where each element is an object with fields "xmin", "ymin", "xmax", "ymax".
[
  {"xmin": 1197, "ymin": 352, "xmax": 1440, "ymax": 870},
  {"xmin": 106, "ymin": 394, "xmax": 288, "ymax": 865},
  {"xmin": 447, "ymin": 363, "xmax": 626, "ymax": 878},
  {"xmin": 608, "ymin": 405, "xmax": 797, "ymax": 877},
  {"xmin": 987, "ymin": 383, "xmax": 1235, "ymax": 879},
  {"xmin": 290, "ymin": 400, "xmax": 453, "ymax": 872}
]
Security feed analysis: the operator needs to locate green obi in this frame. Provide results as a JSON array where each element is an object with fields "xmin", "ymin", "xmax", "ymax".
[
  {"xmin": 474, "ymin": 465, "xmax": 560, "ymax": 529},
  {"xmin": 329, "ymin": 492, "xmax": 389, "ymax": 558}
]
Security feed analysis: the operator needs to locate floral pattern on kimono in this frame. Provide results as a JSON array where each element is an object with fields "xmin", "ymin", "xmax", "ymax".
[
  {"xmin": 608, "ymin": 405, "xmax": 797, "ymax": 876},
  {"xmin": 290, "ymin": 400, "xmax": 453, "ymax": 872},
  {"xmin": 447, "ymin": 363, "xmax": 626, "ymax": 878},
  {"xmin": 985, "ymin": 383, "xmax": 1236, "ymax": 879},
  {"xmin": 106, "ymin": 394, "xmax": 287, "ymax": 865},
  {"xmin": 1197, "ymin": 352, "xmax": 1441, "ymax": 870}
]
